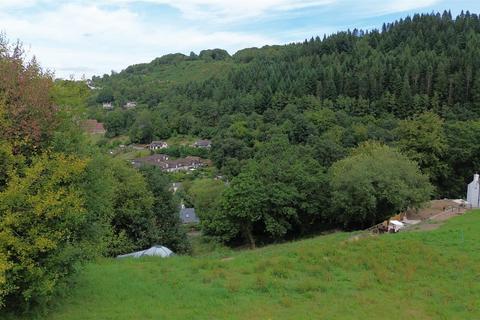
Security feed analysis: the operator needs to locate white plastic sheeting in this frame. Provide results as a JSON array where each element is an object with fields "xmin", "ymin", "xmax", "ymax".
[
  {"xmin": 117, "ymin": 245, "xmax": 174, "ymax": 259},
  {"xmin": 388, "ymin": 220, "xmax": 404, "ymax": 232},
  {"xmin": 467, "ymin": 174, "xmax": 480, "ymax": 208}
]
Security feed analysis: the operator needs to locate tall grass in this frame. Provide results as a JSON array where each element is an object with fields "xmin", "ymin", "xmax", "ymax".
[{"xmin": 13, "ymin": 212, "xmax": 480, "ymax": 319}]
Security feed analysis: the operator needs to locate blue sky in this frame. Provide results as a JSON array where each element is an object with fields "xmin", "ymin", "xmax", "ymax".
[{"xmin": 0, "ymin": 0, "xmax": 478, "ymax": 78}]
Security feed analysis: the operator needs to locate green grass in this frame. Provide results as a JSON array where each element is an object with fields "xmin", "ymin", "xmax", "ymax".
[
  {"xmin": 22, "ymin": 212, "xmax": 480, "ymax": 319},
  {"xmin": 113, "ymin": 149, "xmax": 150, "ymax": 161}
]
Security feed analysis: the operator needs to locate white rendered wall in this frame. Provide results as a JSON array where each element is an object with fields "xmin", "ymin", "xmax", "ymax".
[{"xmin": 467, "ymin": 174, "xmax": 480, "ymax": 208}]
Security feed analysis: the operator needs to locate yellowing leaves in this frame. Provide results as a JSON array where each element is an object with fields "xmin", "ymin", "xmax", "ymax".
[{"xmin": 0, "ymin": 151, "xmax": 91, "ymax": 309}]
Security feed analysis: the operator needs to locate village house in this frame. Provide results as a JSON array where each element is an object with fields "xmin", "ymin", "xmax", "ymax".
[
  {"xmin": 80, "ymin": 119, "xmax": 106, "ymax": 134},
  {"xmin": 179, "ymin": 204, "xmax": 199, "ymax": 224},
  {"xmin": 131, "ymin": 154, "xmax": 207, "ymax": 172},
  {"xmin": 149, "ymin": 140, "xmax": 168, "ymax": 151},
  {"xmin": 467, "ymin": 173, "xmax": 480, "ymax": 208},
  {"xmin": 102, "ymin": 102, "xmax": 113, "ymax": 110},
  {"xmin": 162, "ymin": 156, "xmax": 205, "ymax": 172},
  {"xmin": 124, "ymin": 101, "xmax": 137, "ymax": 109},
  {"xmin": 193, "ymin": 139, "xmax": 212, "ymax": 148}
]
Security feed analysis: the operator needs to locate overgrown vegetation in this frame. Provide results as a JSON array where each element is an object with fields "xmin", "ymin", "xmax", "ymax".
[{"xmin": 2, "ymin": 11, "xmax": 480, "ymax": 316}]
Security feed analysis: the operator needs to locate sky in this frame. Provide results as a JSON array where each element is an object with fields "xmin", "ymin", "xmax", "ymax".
[{"xmin": 0, "ymin": 0, "xmax": 478, "ymax": 79}]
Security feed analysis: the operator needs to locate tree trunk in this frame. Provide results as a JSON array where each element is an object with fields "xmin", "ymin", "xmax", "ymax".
[{"xmin": 243, "ymin": 224, "xmax": 256, "ymax": 249}]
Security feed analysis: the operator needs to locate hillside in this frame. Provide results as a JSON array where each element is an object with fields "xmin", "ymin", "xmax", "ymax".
[
  {"xmin": 91, "ymin": 50, "xmax": 236, "ymax": 106},
  {"xmin": 89, "ymin": 12, "xmax": 480, "ymax": 199},
  {"xmin": 21, "ymin": 211, "xmax": 480, "ymax": 320}
]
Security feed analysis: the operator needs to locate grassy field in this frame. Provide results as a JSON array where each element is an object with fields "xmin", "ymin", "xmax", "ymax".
[{"xmin": 21, "ymin": 212, "xmax": 480, "ymax": 319}]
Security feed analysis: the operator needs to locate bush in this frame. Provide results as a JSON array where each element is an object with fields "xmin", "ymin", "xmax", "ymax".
[
  {"xmin": 329, "ymin": 142, "xmax": 433, "ymax": 229},
  {"xmin": 0, "ymin": 152, "xmax": 95, "ymax": 310}
]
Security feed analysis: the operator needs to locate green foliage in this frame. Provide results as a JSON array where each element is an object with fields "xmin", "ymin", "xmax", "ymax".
[
  {"xmin": 0, "ymin": 142, "xmax": 15, "ymax": 192},
  {"xmin": 442, "ymin": 120, "xmax": 480, "ymax": 197},
  {"xmin": 187, "ymin": 179, "xmax": 226, "ymax": 221},
  {"xmin": 104, "ymin": 110, "xmax": 132, "ymax": 138},
  {"xmin": 217, "ymin": 137, "xmax": 329, "ymax": 247},
  {"xmin": 0, "ymin": 152, "xmax": 94, "ymax": 310},
  {"xmin": 89, "ymin": 12, "xmax": 480, "ymax": 204},
  {"xmin": 106, "ymin": 159, "xmax": 155, "ymax": 256},
  {"xmin": 50, "ymin": 80, "xmax": 90, "ymax": 109},
  {"xmin": 329, "ymin": 142, "xmax": 433, "ymax": 228},
  {"xmin": 396, "ymin": 112, "xmax": 447, "ymax": 191},
  {"xmin": 139, "ymin": 166, "xmax": 191, "ymax": 254}
]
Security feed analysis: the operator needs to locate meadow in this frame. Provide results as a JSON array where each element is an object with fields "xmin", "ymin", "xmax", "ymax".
[{"xmin": 21, "ymin": 212, "xmax": 480, "ymax": 319}]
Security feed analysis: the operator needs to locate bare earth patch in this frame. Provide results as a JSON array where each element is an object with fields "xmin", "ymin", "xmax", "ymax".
[{"xmin": 404, "ymin": 200, "xmax": 468, "ymax": 232}]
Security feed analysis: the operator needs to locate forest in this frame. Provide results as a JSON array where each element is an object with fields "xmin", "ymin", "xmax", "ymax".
[
  {"xmin": 87, "ymin": 11, "xmax": 480, "ymax": 243},
  {"xmin": 2, "ymin": 10, "xmax": 480, "ymax": 314}
]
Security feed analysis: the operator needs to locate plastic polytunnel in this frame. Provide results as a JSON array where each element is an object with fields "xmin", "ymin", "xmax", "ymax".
[{"xmin": 116, "ymin": 245, "xmax": 174, "ymax": 259}]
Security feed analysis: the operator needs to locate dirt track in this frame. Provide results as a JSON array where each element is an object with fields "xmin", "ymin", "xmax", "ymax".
[{"xmin": 404, "ymin": 200, "xmax": 467, "ymax": 231}]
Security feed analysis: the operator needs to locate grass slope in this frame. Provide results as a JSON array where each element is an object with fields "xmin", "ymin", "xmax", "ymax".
[{"xmin": 30, "ymin": 212, "xmax": 480, "ymax": 319}]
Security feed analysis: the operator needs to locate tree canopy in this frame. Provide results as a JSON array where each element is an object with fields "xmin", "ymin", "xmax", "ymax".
[{"xmin": 329, "ymin": 142, "xmax": 433, "ymax": 229}]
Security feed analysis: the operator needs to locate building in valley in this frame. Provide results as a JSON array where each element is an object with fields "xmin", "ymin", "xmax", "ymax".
[
  {"xmin": 149, "ymin": 140, "xmax": 168, "ymax": 151},
  {"xmin": 131, "ymin": 154, "xmax": 207, "ymax": 172},
  {"xmin": 193, "ymin": 139, "xmax": 212, "ymax": 148},
  {"xmin": 179, "ymin": 205, "xmax": 199, "ymax": 224}
]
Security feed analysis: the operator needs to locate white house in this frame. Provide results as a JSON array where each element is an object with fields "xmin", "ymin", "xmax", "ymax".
[
  {"xmin": 149, "ymin": 141, "xmax": 168, "ymax": 150},
  {"xmin": 467, "ymin": 174, "xmax": 480, "ymax": 208}
]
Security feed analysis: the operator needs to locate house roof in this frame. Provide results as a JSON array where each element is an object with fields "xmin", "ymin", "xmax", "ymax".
[
  {"xmin": 132, "ymin": 154, "xmax": 208, "ymax": 170},
  {"xmin": 150, "ymin": 140, "xmax": 167, "ymax": 145},
  {"xmin": 179, "ymin": 207, "xmax": 199, "ymax": 224}
]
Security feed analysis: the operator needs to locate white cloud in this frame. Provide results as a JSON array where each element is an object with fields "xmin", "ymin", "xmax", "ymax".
[
  {"xmin": 0, "ymin": 0, "xmax": 447, "ymax": 78},
  {"xmin": 368, "ymin": 0, "xmax": 441, "ymax": 15},
  {"xmin": 103, "ymin": 0, "xmax": 442, "ymax": 22},
  {"xmin": 0, "ymin": 3, "xmax": 275, "ymax": 78},
  {"xmin": 104, "ymin": 0, "xmax": 337, "ymax": 22},
  {"xmin": 0, "ymin": 0, "xmax": 39, "ymax": 9}
]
